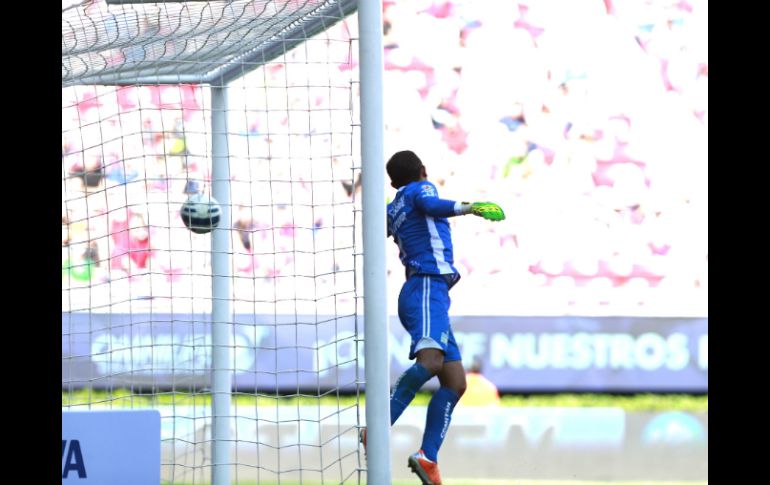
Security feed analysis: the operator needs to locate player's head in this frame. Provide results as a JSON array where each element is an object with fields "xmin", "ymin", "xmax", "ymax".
[{"xmin": 386, "ymin": 150, "xmax": 427, "ymax": 189}]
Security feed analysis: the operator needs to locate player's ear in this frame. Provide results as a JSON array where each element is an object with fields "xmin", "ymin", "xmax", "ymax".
[{"xmin": 420, "ymin": 165, "xmax": 427, "ymax": 178}]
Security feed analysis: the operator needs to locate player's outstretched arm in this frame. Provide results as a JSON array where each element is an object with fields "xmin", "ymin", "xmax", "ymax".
[{"xmin": 455, "ymin": 201, "xmax": 506, "ymax": 221}]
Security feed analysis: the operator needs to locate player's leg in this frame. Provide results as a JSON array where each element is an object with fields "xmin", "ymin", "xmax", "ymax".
[
  {"xmin": 409, "ymin": 276, "xmax": 459, "ymax": 485},
  {"xmin": 420, "ymin": 331, "xmax": 465, "ymax": 463},
  {"xmin": 364, "ymin": 353, "xmax": 436, "ymax": 453},
  {"xmin": 365, "ymin": 276, "xmax": 439, "ymax": 455},
  {"xmin": 390, "ymin": 356, "xmax": 435, "ymax": 425},
  {"xmin": 408, "ymin": 355, "xmax": 460, "ymax": 485},
  {"xmin": 390, "ymin": 276, "xmax": 441, "ymax": 425}
]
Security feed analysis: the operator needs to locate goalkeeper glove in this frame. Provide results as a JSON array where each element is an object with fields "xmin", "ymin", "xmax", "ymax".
[
  {"xmin": 457, "ymin": 202, "xmax": 506, "ymax": 221},
  {"xmin": 471, "ymin": 202, "xmax": 505, "ymax": 221}
]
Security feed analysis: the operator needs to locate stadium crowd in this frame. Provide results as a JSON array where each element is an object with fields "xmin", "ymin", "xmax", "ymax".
[{"xmin": 62, "ymin": 0, "xmax": 707, "ymax": 316}]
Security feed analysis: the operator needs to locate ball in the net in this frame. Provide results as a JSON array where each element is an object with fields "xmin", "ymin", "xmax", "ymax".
[{"xmin": 180, "ymin": 193, "xmax": 221, "ymax": 234}]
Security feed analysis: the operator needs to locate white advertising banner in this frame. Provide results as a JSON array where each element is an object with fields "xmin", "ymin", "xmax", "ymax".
[
  {"xmin": 62, "ymin": 410, "xmax": 160, "ymax": 485},
  {"xmin": 62, "ymin": 313, "xmax": 707, "ymax": 392}
]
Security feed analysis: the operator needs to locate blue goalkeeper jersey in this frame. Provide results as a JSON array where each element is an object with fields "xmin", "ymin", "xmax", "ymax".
[{"xmin": 387, "ymin": 180, "xmax": 461, "ymax": 281}]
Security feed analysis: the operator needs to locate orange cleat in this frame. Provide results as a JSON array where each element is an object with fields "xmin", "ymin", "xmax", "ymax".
[{"xmin": 407, "ymin": 450, "xmax": 442, "ymax": 485}]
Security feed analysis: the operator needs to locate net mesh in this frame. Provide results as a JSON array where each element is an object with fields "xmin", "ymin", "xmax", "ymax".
[
  {"xmin": 63, "ymin": 0, "xmax": 356, "ymax": 85},
  {"xmin": 62, "ymin": 0, "xmax": 365, "ymax": 482}
]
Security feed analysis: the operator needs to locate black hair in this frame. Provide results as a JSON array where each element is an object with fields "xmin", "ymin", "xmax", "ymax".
[{"xmin": 386, "ymin": 150, "xmax": 424, "ymax": 188}]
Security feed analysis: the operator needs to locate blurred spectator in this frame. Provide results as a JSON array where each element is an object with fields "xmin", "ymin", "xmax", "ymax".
[
  {"xmin": 183, "ymin": 180, "xmax": 201, "ymax": 195},
  {"xmin": 84, "ymin": 241, "xmax": 100, "ymax": 268},
  {"xmin": 62, "ymin": 253, "xmax": 94, "ymax": 283},
  {"xmin": 109, "ymin": 208, "xmax": 130, "ymax": 272},
  {"xmin": 69, "ymin": 156, "xmax": 105, "ymax": 189},
  {"xmin": 62, "ymin": 213, "xmax": 71, "ymax": 247},
  {"xmin": 109, "ymin": 208, "xmax": 152, "ymax": 274},
  {"xmin": 459, "ymin": 359, "xmax": 500, "ymax": 407},
  {"xmin": 106, "ymin": 158, "xmax": 139, "ymax": 185},
  {"xmin": 62, "ymin": 2, "xmax": 707, "ymax": 315},
  {"xmin": 234, "ymin": 206, "xmax": 257, "ymax": 252},
  {"xmin": 62, "ymin": 240, "xmax": 100, "ymax": 284},
  {"xmin": 341, "ymin": 172, "xmax": 362, "ymax": 198},
  {"xmin": 127, "ymin": 212, "xmax": 152, "ymax": 270},
  {"xmin": 234, "ymin": 205, "xmax": 259, "ymax": 274}
]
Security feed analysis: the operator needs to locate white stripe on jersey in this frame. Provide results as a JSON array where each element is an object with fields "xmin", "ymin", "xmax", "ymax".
[
  {"xmin": 426, "ymin": 216, "xmax": 453, "ymax": 274},
  {"xmin": 422, "ymin": 276, "xmax": 430, "ymax": 339}
]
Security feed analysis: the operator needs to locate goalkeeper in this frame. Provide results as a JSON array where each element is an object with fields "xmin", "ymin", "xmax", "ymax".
[{"xmin": 364, "ymin": 150, "xmax": 504, "ymax": 485}]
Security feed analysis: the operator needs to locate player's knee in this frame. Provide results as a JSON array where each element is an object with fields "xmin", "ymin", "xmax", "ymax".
[
  {"xmin": 455, "ymin": 380, "xmax": 467, "ymax": 398},
  {"xmin": 443, "ymin": 376, "xmax": 467, "ymax": 397},
  {"xmin": 420, "ymin": 359, "xmax": 443, "ymax": 376},
  {"xmin": 416, "ymin": 350, "xmax": 444, "ymax": 375}
]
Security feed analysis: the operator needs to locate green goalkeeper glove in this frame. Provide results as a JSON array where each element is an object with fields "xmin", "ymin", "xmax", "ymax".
[{"xmin": 470, "ymin": 202, "xmax": 505, "ymax": 221}]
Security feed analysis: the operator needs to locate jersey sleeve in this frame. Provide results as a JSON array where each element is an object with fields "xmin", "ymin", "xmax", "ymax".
[{"xmin": 413, "ymin": 182, "xmax": 458, "ymax": 218}]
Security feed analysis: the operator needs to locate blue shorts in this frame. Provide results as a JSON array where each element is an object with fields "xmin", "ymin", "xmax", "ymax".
[{"xmin": 398, "ymin": 274, "xmax": 461, "ymax": 362}]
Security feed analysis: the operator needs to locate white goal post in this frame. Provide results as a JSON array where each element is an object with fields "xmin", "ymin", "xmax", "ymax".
[{"xmin": 62, "ymin": 1, "xmax": 389, "ymax": 484}]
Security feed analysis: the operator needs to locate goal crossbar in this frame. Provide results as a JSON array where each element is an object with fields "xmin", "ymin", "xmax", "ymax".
[{"xmin": 63, "ymin": 0, "xmax": 358, "ymax": 87}]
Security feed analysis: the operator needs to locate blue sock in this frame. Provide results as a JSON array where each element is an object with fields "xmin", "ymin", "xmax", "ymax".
[
  {"xmin": 390, "ymin": 363, "xmax": 433, "ymax": 425},
  {"xmin": 421, "ymin": 387, "xmax": 460, "ymax": 462}
]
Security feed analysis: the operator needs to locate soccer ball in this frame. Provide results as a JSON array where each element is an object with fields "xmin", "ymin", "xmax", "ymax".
[{"xmin": 180, "ymin": 193, "xmax": 221, "ymax": 234}]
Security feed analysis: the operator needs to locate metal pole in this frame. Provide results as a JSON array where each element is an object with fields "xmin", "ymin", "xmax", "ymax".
[
  {"xmin": 210, "ymin": 84, "xmax": 233, "ymax": 485},
  {"xmin": 358, "ymin": 1, "xmax": 391, "ymax": 483}
]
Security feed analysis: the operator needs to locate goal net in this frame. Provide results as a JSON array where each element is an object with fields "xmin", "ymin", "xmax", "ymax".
[{"xmin": 62, "ymin": 1, "xmax": 370, "ymax": 483}]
